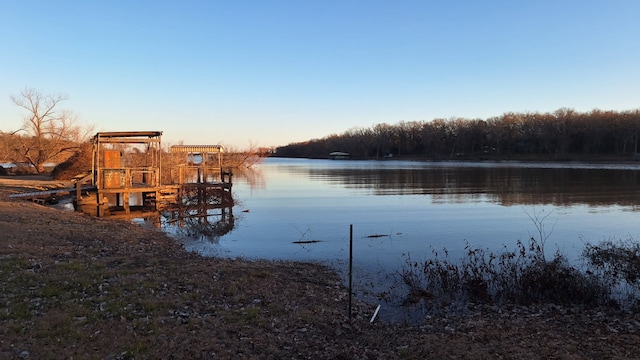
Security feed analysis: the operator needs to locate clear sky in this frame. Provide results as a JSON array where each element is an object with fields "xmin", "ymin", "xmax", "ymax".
[{"xmin": 1, "ymin": 1, "xmax": 639, "ymax": 149}]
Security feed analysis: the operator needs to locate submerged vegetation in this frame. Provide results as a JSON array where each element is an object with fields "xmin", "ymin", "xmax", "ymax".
[
  {"xmin": 583, "ymin": 239, "xmax": 640, "ymax": 298},
  {"xmin": 399, "ymin": 236, "xmax": 640, "ymax": 312}
]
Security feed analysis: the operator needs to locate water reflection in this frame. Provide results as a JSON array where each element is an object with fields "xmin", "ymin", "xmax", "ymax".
[
  {"xmin": 167, "ymin": 158, "xmax": 640, "ymax": 322},
  {"xmin": 124, "ymin": 188, "xmax": 237, "ymax": 242},
  {"xmin": 281, "ymin": 161, "xmax": 640, "ymax": 209},
  {"xmin": 162, "ymin": 205, "xmax": 234, "ymax": 241}
]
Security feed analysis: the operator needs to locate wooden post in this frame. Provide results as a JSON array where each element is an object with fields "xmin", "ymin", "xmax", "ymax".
[
  {"xmin": 123, "ymin": 192, "xmax": 130, "ymax": 214},
  {"xmin": 97, "ymin": 192, "xmax": 104, "ymax": 217},
  {"xmin": 349, "ymin": 224, "xmax": 353, "ymax": 320},
  {"xmin": 76, "ymin": 180, "xmax": 82, "ymax": 202}
]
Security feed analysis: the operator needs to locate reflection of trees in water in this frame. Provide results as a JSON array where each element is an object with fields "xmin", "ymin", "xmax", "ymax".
[
  {"xmin": 306, "ymin": 166, "xmax": 640, "ymax": 207},
  {"xmin": 233, "ymin": 166, "xmax": 265, "ymax": 190}
]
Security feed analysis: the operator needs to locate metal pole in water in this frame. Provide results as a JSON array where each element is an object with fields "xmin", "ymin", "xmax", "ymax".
[{"xmin": 349, "ymin": 224, "xmax": 353, "ymax": 320}]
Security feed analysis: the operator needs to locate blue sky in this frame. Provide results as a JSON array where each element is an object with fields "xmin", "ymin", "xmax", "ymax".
[{"xmin": 1, "ymin": 1, "xmax": 639, "ymax": 149}]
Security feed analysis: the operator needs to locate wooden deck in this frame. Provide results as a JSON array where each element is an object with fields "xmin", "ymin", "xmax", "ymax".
[{"xmin": 71, "ymin": 132, "xmax": 233, "ymax": 218}]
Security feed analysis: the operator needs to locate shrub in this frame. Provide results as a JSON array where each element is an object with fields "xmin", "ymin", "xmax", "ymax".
[
  {"xmin": 583, "ymin": 238, "xmax": 640, "ymax": 308},
  {"xmin": 517, "ymin": 255, "xmax": 606, "ymax": 306},
  {"xmin": 15, "ymin": 164, "xmax": 37, "ymax": 175},
  {"xmin": 400, "ymin": 237, "xmax": 611, "ymax": 310},
  {"xmin": 51, "ymin": 142, "xmax": 92, "ymax": 180}
]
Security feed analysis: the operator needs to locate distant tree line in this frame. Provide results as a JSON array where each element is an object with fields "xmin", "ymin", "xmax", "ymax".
[{"xmin": 275, "ymin": 108, "xmax": 640, "ymax": 160}]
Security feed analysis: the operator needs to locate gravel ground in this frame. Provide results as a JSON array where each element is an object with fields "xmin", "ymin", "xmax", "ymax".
[{"xmin": 1, "ymin": 177, "xmax": 639, "ymax": 359}]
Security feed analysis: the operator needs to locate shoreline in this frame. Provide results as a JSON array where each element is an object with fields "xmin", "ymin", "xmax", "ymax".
[{"xmin": 2, "ymin": 178, "xmax": 640, "ymax": 358}]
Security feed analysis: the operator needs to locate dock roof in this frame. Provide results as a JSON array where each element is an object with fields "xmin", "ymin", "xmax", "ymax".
[
  {"xmin": 170, "ymin": 145, "xmax": 224, "ymax": 153},
  {"xmin": 92, "ymin": 131, "xmax": 163, "ymax": 144}
]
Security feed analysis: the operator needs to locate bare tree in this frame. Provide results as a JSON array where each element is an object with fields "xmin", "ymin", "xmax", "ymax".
[
  {"xmin": 9, "ymin": 88, "xmax": 88, "ymax": 173},
  {"xmin": 0, "ymin": 130, "xmax": 19, "ymax": 161}
]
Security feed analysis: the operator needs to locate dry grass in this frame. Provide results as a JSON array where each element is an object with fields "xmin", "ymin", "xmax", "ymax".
[{"xmin": 1, "ymin": 177, "xmax": 640, "ymax": 359}]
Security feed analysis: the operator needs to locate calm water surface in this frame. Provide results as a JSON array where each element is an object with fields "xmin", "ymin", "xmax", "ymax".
[{"xmin": 166, "ymin": 158, "xmax": 640, "ymax": 320}]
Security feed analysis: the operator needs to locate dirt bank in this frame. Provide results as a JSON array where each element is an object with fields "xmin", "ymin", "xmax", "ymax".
[{"xmin": 1, "ymin": 177, "xmax": 639, "ymax": 359}]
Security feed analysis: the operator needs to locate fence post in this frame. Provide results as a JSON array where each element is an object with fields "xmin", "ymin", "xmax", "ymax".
[{"xmin": 349, "ymin": 224, "xmax": 353, "ymax": 320}]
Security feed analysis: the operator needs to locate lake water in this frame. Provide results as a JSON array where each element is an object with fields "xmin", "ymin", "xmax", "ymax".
[{"xmin": 164, "ymin": 158, "xmax": 640, "ymax": 320}]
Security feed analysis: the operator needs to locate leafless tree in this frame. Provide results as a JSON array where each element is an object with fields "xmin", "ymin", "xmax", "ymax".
[
  {"xmin": 0, "ymin": 130, "xmax": 19, "ymax": 161},
  {"xmin": 9, "ymin": 88, "xmax": 90, "ymax": 172}
]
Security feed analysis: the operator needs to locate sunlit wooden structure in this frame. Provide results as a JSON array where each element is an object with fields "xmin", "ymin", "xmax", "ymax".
[
  {"xmin": 73, "ymin": 131, "xmax": 232, "ymax": 217},
  {"xmin": 169, "ymin": 144, "xmax": 229, "ymax": 184},
  {"xmin": 166, "ymin": 144, "xmax": 233, "ymax": 211}
]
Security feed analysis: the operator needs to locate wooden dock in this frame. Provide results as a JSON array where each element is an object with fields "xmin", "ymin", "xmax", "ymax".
[{"xmin": 72, "ymin": 132, "xmax": 233, "ymax": 218}]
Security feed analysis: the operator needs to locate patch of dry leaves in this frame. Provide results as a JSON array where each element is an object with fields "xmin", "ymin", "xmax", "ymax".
[{"xmin": 1, "ymin": 178, "xmax": 639, "ymax": 359}]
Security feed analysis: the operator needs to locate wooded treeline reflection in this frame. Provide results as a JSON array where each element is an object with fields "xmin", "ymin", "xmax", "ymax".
[
  {"xmin": 306, "ymin": 166, "xmax": 640, "ymax": 208},
  {"xmin": 276, "ymin": 108, "xmax": 640, "ymax": 160}
]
